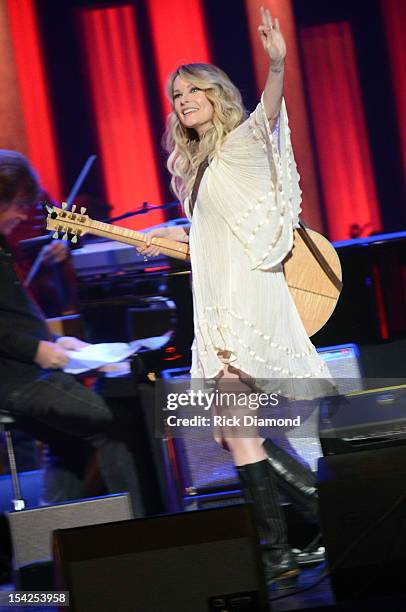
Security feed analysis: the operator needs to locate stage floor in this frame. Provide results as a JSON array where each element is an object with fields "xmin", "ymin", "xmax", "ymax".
[
  {"xmin": 1, "ymin": 563, "xmax": 406, "ymax": 611},
  {"xmin": 0, "ymin": 564, "xmax": 333, "ymax": 612}
]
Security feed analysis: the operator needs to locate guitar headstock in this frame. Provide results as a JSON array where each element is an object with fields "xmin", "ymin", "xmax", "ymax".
[{"xmin": 44, "ymin": 202, "xmax": 91, "ymax": 244}]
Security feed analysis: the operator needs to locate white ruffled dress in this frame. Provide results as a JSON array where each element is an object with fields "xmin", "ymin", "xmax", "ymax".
[{"xmin": 185, "ymin": 97, "xmax": 333, "ymax": 400}]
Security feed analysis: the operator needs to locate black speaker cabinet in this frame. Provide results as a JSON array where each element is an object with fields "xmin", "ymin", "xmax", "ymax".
[
  {"xmin": 318, "ymin": 446, "xmax": 406, "ymax": 602},
  {"xmin": 53, "ymin": 504, "xmax": 270, "ymax": 612}
]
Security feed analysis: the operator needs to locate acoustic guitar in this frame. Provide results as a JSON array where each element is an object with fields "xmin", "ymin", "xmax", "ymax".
[
  {"xmin": 283, "ymin": 226, "xmax": 342, "ymax": 336},
  {"xmin": 45, "ymin": 204, "xmax": 342, "ymax": 336}
]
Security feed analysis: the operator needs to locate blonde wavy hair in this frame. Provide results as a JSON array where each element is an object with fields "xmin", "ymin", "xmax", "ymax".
[{"xmin": 163, "ymin": 63, "xmax": 246, "ymax": 204}]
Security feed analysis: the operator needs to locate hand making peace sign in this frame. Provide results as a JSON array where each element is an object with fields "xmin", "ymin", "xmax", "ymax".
[{"xmin": 258, "ymin": 6, "xmax": 286, "ymax": 67}]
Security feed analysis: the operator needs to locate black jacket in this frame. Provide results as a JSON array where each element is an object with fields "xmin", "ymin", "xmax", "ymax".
[{"xmin": 0, "ymin": 236, "xmax": 51, "ymax": 406}]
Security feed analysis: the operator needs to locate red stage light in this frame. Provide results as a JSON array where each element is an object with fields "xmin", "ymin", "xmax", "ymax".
[
  {"xmin": 381, "ymin": 0, "xmax": 406, "ymax": 179},
  {"xmin": 6, "ymin": 0, "xmax": 62, "ymax": 200},
  {"xmin": 300, "ymin": 22, "xmax": 382, "ymax": 241},
  {"xmin": 77, "ymin": 5, "xmax": 164, "ymax": 229},
  {"xmin": 146, "ymin": 0, "xmax": 211, "ymax": 118}
]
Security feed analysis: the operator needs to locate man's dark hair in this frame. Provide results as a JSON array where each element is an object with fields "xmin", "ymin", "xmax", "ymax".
[{"xmin": 0, "ymin": 149, "xmax": 41, "ymax": 206}]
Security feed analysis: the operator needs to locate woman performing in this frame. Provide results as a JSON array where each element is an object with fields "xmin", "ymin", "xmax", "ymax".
[{"xmin": 141, "ymin": 6, "xmax": 333, "ymax": 584}]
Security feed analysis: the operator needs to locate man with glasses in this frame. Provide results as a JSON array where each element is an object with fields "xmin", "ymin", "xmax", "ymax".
[{"xmin": 0, "ymin": 149, "xmax": 143, "ymax": 515}]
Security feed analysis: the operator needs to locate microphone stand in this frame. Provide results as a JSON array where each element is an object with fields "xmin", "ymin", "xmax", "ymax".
[
  {"xmin": 106, "ymin": 201, "xmax": 181, "ymax": 224},
  {"xmin": 24, "ymin": 155, "xmax": 97, "ymax": 287}
]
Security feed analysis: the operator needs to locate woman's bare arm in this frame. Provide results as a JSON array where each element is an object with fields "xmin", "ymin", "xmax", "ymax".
[{"xmin": 258, "ymin": 6, "xmax": 287, "ymax": 126}]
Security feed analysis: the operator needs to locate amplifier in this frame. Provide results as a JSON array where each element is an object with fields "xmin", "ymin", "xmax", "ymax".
[
  {"xmin": 159, "ymin": 347, "xmax": 366, "ymax": 502},
  {"xmin": 6, "ymin": 493, "xmax": 132, "ymax": 579},
  {"xmin": 316, "ymin": 343, "xmax": 363, "ymax": 394},
  {"xmin": 320, "ymin": 383, "xmax": 406, "ymax": 455},
  {"xmin": 160, "ymin": 368, "xmax": 237, "ymax": 507},
  {"xmin": 280, "ymin": 343, "xmax": 364, "ymax": 470}
]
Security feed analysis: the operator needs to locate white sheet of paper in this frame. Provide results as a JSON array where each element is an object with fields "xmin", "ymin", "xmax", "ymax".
[
  {"xmin": 130, "ymin": 332, "xmax": 172, "ymax": 352},
  {"xmin": 64, "ymin": 343, "xmax": 137, "ymax": 374},
  {"xmin": 64, "ymin": 333, "xmax": 171, "ymax": 375}
]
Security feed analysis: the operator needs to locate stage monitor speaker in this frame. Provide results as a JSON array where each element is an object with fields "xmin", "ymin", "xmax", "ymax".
[
  {"xmin": 6, "ymin": 493, "xmax": 132, "ymax": 575},
  {"xmin": 53, "ymin": 504, "xmax": 270, "ymax": 612},
  {"xmin": 318, "ymin": 446, "xmax": 406, "ymax": 602}
]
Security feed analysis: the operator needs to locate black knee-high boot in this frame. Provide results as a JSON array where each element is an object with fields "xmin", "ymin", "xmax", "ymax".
[
  {"xmin": 237, "ymin": 459, "xmax": 299, "ymax": 584},
  {"xmin": 262, "ymin": 439, "xmax": 319, "ymax": 523}
]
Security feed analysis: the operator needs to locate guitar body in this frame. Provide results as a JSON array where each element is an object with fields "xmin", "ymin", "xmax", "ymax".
[{"xmin": 283, "ymin": 228, "xmax": 342, "ymax": 337}]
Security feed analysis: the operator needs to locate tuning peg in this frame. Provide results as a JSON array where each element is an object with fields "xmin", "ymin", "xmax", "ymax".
[
  {"xmin": 53, "ymin": 231, "xmax": 59, "ymax": 239},
  {"xmin": 44, "ymin": 203, "xmax": 53, "ymax": 214},
  {"xmin": 71, "ymin": 205, "xmax": 76, "ymax": 213},
  {"xmin": 71, "ymin": 235, "xmax": 78, "ymax": 244},
  {"xmin": 80, "ymin": 207, "xmax": 86, "ymax": 214},
  {"xmin": 61, "ymin": 202, "xmax": 67, "ymax": 210},
  {"xmin": 62, "ymin": 233, "xmax": 68, "ymax": 240}
]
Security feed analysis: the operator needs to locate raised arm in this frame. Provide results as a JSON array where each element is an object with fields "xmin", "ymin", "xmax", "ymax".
[{"xmin": 258, "ymin": 6, "xmax": 287, "ymax": 126}]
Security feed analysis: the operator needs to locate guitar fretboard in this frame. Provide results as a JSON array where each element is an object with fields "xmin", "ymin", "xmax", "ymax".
[
  {"xmin": 49, "ymin": 209, "xmax": 189, "ymax": 260},
  {"xmin": 88, "ymin": 219, "xmax": 147, "ymax": 244}
]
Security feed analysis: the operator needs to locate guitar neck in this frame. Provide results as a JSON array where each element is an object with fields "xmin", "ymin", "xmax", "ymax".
[{"xmin": 87, "ymin": 219, "xmax": 190, "ymax": 261}]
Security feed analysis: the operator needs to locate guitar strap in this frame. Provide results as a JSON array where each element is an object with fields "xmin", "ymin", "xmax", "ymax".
[
  {"xmin": 298, "ymin": 221, "xmax": 343, "ymax": 292},
  {"xmin": 190, "ymin": 158, "xmax": 209, "ymax": 215}
]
